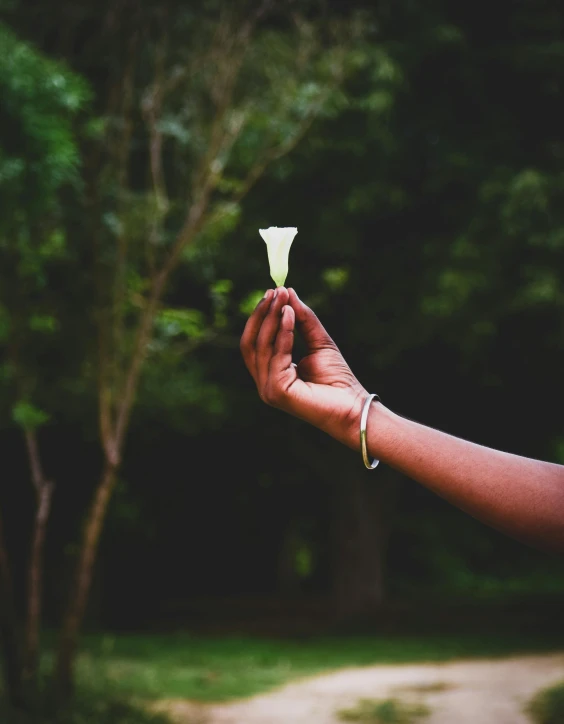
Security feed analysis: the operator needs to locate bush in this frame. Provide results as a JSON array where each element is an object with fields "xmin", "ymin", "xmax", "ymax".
[{"xmin": 527, "ymin": 682, "xmax": 564, "ymax": 724}]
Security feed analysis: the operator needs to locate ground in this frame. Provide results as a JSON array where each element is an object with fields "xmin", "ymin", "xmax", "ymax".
[{"xmin": 154, "ymin": 652, "xmax": 564, "ymax": 724}]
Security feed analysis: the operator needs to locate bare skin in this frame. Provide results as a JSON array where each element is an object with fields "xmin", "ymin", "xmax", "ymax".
[{"xmin": 240, "ymin": 286, "xmax": 564, "ymax": 553}]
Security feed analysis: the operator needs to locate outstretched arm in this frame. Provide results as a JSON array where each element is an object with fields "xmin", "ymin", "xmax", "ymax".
[
  {"xmin": 366, "ymin": 401, "xmax": 564, "ymax": 553},
  {"xmin": 240, "ymin": 287, "xmax": 564, "ymax": 553}
]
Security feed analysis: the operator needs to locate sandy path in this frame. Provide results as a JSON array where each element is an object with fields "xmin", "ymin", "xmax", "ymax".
[{"xmin": 158, "ymin": 652, "xmax": 564, "ymax": 724}]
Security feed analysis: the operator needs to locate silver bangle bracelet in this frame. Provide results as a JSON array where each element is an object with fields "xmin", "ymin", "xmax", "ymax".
[{"xmin": 360, "ymin": 393, "xmax": 380, "ymax": 470}]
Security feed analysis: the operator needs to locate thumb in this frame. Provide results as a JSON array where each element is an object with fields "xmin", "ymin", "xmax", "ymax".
[{"xmin": 288, "ymin": 288, "xmax": 336, "ymax": 350}]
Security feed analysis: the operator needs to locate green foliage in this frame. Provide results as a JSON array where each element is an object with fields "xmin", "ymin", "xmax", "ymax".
[
  {"xmin": 338, "ymin": 698, "xmax": 429, "ymax": 723},
  {"xmin": 527, "ymin": 681, "xmax": 564, "ymax": 724},
  {"xmin": 138, "ymin": 350, "xmax": 225, "ymax": 433},
  {"xmin": 156, "ymin": 308, "xmax": 207, "ymax": 340},
  {"xmin": 0, "ymin": 22, "xmax": 89, "ymax": 220},
  {"xmin": 239, "ymin": 290, "xmax": 265, "ymax": 316},
  {"xmin": 0, "ymin": 23, "xmax": 88, "ymax": 432},
  {"xmin": 12, "ymin": 400, "xmax": 50, "ymax": 430},
  {"xmin": 53, "ymin": 632, "xmax": 564, "ymax": 704},
  {"xmin": 0, "ymin": 2, "xmax": 383, "ymax": 445},
  {"xmin": 193, "ymin": 203, "xmax": 242, "ymax": 252},
  {"xmin": 29, "ymin": 314, "xmax": 59, "ymax": 333}
]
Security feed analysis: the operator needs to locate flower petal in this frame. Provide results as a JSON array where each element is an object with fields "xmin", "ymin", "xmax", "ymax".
[{"xmin": 259, "ymin": 227, "xmax": 297, "ymax": 287}]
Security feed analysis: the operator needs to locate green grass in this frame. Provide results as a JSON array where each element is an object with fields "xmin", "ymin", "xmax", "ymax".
[
  {"xmin": 338, "ymin": 698, "xmax": 429, "ymax": 723},
  {"xmin": 526, "ymin": 681, "xmax": 564, "ymax": 724},
  {"xmin": 55, "ymin": 631, "xmax": 564, "ymax": 703},
  {"xmin": 3, "ymin": 632, "xmax": 563, "ymax": 722}
]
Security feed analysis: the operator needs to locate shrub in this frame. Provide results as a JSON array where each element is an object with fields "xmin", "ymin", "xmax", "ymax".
[{"xmin": 527, "ymin": 682, "xmax": 564, "ymax": 724}]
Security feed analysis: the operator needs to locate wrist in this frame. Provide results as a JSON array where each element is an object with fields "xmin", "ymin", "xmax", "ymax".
[
  {"xmin": 345, "ymin": 394, "xmax": 390, "ymax": 457},
  {"xmin": 340, "ymin": 388, "xmax": 373, "ymax": 451}
]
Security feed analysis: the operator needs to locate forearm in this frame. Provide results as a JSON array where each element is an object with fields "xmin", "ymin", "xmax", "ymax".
[
  {"xmin": 242, "ymin": 289, "xmax": 564, "ymax": 552},
  {"xmin": 364, "ymin": 402, "xmax": 564, "ymax": 553}
]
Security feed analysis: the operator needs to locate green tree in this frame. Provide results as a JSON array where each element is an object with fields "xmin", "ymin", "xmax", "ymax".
[
  {"xmin": 3, "ymin": 0, "xmax": 389, "ymax": 698},
  {"xmin": 0, "ymin": 19, "xmax": 88, "ymax": 704}
]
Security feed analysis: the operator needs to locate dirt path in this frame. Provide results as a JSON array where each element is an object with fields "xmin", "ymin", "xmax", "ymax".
[{"xmin": 158, "ymin": 652, "xmax": 564, "ymax": 724}]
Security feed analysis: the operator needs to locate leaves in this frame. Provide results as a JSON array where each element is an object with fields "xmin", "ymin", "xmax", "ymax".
[
  {"xmin": 12, "ymin": 400, "xmax": 50, "ymax": 430},
  {"xmin": 239, "ymin": 290, "xmax": 265, "ymax": 316},
  {"xmin": 156, "ymin": 308, "xmax": 207, "ymax": 339},
  {"xmin": 0, "ymin": 22, "xmax": 89, "ymax": 218},
  {"xmin": 29, "ymin": 314, "xmax": 59, "ymax": 333},
  {"xmin": 0, "ymin": 23, "xmax": 87, "ymax": 427}
]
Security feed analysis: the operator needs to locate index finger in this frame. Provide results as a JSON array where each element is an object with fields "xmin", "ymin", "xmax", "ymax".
[
  {"xmin": 240, "ymin": 289, "xmax": 274, "ymax": 381},
  {"xmin": 288, "ymin": 288, "xmax": 335, "ymax": 350}
]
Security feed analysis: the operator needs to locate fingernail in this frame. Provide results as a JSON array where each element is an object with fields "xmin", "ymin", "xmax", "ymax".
[{"xmin": 273, "ymin": 290, "xmax": 278, "ymax": 300}]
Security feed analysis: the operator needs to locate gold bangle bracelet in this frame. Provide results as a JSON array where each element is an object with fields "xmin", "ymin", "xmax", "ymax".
[{"xmin": 360, "ymin": 393, "xmax": 380, "ymax": 470}]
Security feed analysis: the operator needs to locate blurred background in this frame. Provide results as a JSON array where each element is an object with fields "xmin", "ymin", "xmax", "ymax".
[{"xmin": 1, "ymin": 0, "xmax": 564, "ymax": 722}]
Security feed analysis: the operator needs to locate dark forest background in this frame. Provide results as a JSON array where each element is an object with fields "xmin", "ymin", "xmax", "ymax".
[{"xmin": 1, "ymin": 0, "xmax": 564, "ymax": 716}]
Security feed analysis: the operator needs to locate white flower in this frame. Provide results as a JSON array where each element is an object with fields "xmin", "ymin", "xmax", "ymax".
[{"xmin": 259, "ymin": 227, "xmax": 298, "ymax": 287}]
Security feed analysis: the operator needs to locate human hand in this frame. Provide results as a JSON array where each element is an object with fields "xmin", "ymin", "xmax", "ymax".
[{"xmin": 240, "ymin": 287, "xmax": 369, "ymax": 449}]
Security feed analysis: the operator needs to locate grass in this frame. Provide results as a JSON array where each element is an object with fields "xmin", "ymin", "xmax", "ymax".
[
  {"xmin": 526, "ymin": 681, "xmax": 564, "ymax": 724},
  {"xmin": 338, "ymin": 698, "xmax": 429, "ymax": 723},
  {"xmin": 54, "ymin": 630, "xmax": 564, "ymax": 703},
  {"xmin": 2, "ymin": 631, "xmax": 563, "ymax": 722}
]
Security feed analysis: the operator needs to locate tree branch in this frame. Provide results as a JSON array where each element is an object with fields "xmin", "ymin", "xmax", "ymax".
[
  {"xmin": 234, "ymin": 104, "xmax": 322, "ymax": 203},
  {"xmin": 98, "ymin": 313, "xmax": 114, "ymax": 455},
  {"xmin": 112, "ymin": 287, "xmax": 160, "ymax": 456},
  {"xmin": 108, "ymin": 0, "xmax": 292, "ymax": 457},
  {"xmin": 112, "ymin": 20, "xmax": 140, "ymax": 407},
  {"xmin": 23, "ymin": 477, "xmax": 53, "ymax": 683},
  {"xmin": 112, "ymin": 180, "xmax": 214, "ymax": 454},
  {"xmin": 142, "ymin": 9, "xmax": 170, "ymax": 276},
  {"xmin": 24, "ymin": 429, "xmax": 46, "ymax": 499}
]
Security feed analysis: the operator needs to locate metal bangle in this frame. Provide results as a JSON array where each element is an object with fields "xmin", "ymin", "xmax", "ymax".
[{"xmin": 360, "ymin": 393, "xmax": 380, "ymax": 470}]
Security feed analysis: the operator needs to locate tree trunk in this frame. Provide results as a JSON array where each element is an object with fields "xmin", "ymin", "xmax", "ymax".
[
  {"xmin": 22, "ymin": 429, "xmax": 55, "ymax": 691},
  {"xmin": 56, "ymin": 462, "xmax": 117, "ymax": 698},
  {"xmin": 290, "ymin": 431, "xmax": 399, "ymax": 617},
  {"xmin": 23, "ymin": 479, "xmax": 54, "ymax": 686},
  {"xmin": 0, "ymin": 511, "xmax": 24, "ymax": 708},
  {"xmin": 331, "ymin": 465, "xmax": 398, "ymax": 616}
]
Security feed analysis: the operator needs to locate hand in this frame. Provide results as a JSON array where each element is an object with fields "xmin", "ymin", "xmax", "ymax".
[{"xmin": 240, "ymin": 286, "xmax": 369, "ymax": 449}]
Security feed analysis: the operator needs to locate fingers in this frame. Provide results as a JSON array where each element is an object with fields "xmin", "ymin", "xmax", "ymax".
[
  {"xmin": 256, "ymin": 287, "xmax": 289, "ymax": 390},
  {"xmin": 287, "ymin": 288, "xmax": 335, "ymax": 350},
  {"xmin": 240, "ymin": 289, "xmax": 274, "ymax": 381},
  {"xmin": 257, "ymin": 304, "xmax": 299, "ymax": 407},
  {"xmin": 270, "ymin": 304, "xmax": 297, "ymax": 379}
]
